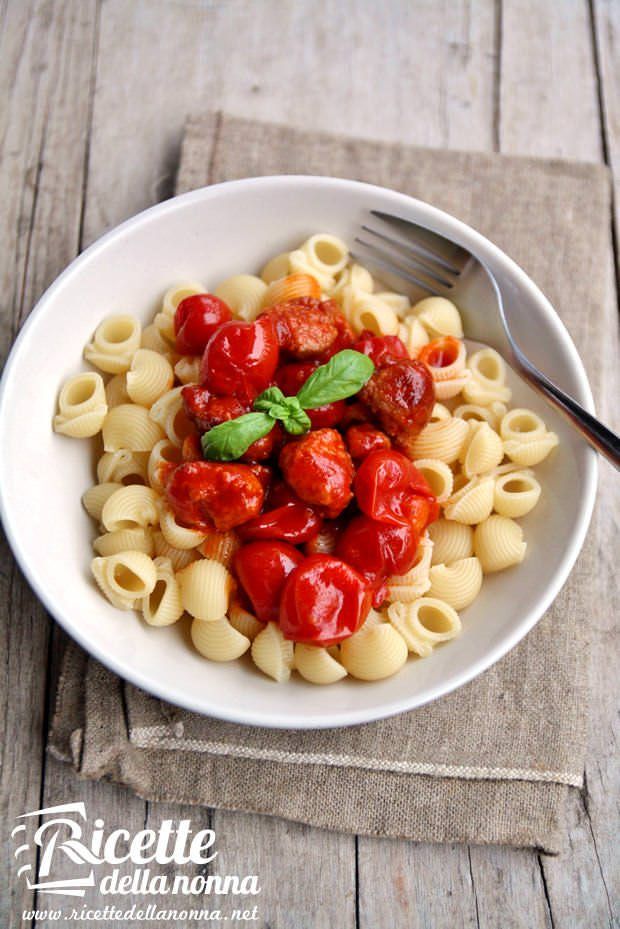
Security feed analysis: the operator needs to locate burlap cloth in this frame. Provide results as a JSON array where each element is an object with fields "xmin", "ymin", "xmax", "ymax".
[{"xmin": 50, "ymin": 113, "xmax": 610, "ymax": 854}]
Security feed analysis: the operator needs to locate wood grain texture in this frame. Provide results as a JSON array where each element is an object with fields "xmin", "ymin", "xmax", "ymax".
[{"xmin": 0, "ymin": 1, "xmax": 617, "ymax": 927}]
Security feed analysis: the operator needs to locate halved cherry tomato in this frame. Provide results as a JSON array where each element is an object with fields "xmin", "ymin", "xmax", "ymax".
[
  {"xmin": 166, "ymin": 461, "xmax": 264, "ymax": 532},
  {"xmin": 354, "ymin": 449, "xmax": 435, "ymax": 528},
  {"xmin": 418, "ymin": 336, "xmax": 461, "ymax": 370},
  {"xmin": 336, "ymin": 514, "xmax": 419, "ymax": 584},
  {"xmin": 279, "ymin": 554, "xmax": 372, "ymax": 646},
  {"xmin": 275, "ymin": 361, "xmax": 345, "ymax": 429},
  {"xmin": 174, "ymin": 294, "xmax": 232, "ymax": 355},
  {"xmin": 200, "ymin": 316, "xmax": 279, "ymax": 403},
  {"xmin": 234, "ymin": 541, "xmax": 304, "ymax": 622},
  {"xmin": 237, "ymin": 501, "xmax": 322, "ymax": 544},
  {"xmin": 345, "ymin": 423, "xmax": 391, "ymax": 460},
  {"xmin": 353, "ymin": 330, "xmax": 409, "ymax": 367}
]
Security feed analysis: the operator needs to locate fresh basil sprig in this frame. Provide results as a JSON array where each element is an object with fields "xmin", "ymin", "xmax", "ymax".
[{"xmin": 201, "ymin": 349, "xmax": 375, "ymax": 461}]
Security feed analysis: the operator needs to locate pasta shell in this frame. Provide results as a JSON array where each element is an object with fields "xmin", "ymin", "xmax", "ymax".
[
  {"xmin": 427, "ymin": 520, "xmax": 474, "ymax": 565},
  {"xmin": 197, "ymin": 530, "xmax": 241, "ymax": 568},
  {"xmin": 433, "ymin": 372, "xmax": 471, "ymax": 400},
  {"xmin": 413, "ymin": 458, "xmax": 454, "ymax": 502},
  {"xmin": 141, "ymin": 322, "xmax": 174, "ymax": 354},
  {"xmin": 228, "ymin": 600, "xmax": 265, "ymax": 641},
  {"xmin": 429, "ymin": 403, "xmax": 451, "ymax": 422},
  {"xmin": 300, "ymin": 234, "xmax": 349, "ymax": 276},
  {"xmin": 103, "ymin": 403, "xmax": 164, "ymax": 452},
  {"xmin": 260, "ymin": 252, "xmax": 291, "ymax": 284},
  {"xmin": 288, "ymin": 249, "xmax": 334, "ymax": 289},
  {"xmin": 54, "ymin": 407, "xmax": 107, "ymax": 438},
  {"xmin": 105, "ymin": 373, "xmax": 131, "ymax": 408},
  {"xmin": 459, "ymin": 421, "xmax": 504, "ymax": 477},
  {"xmin": 141, "ymin": 556, "xmax": 184, "ymax": 626},
  {"xmin": 425, "ymin": 339, "xmax": 466, "ymax": 382},
  {"xmin": 148, "ymin": 387, "xmax": 193, "ymax": 446},
  {"xmin": 161, "ymin": 281, "xmax": 206, "ymax": 319},
  {"xmin": 387, "ymin": 598, "xmax": 461, "ymax": 657},
  {"xmin": 174, "ymin": 355, "xmax": 202, "ymax": 385},
  {"xmin": 413, "ymin": 296, "xmax": 464, "ymax": 338},
  {"xmin": 54, "ymin": 372, "xmax": 107, "ymax": 438},
  {"xmin": 84, "ymin": 314, "xmax": 141, "ymax": 374},
  {"xmin": 500, "ymin": 408, "xmax": 547, "ymax": 442},
  {"xmin": 93, "ymin": 528, "xmax": 154, "ymax": 557},
  {"xmin": 443, "ymin": 476, "xmax": 495, "ymax": 524},
  {"xmin": 147, "ymin": 439, "xmax": 183, "ymax": 492},
  {"xmin": 82, "ymin": 482, "xmax": 123, "ymax": 522},
  {"xmin": 340, "ymin": 624, "xmax": 408, "ymax": 681},
  {"xmin": 101, "ymin": 485, "xmax": 161, "ymax": 532},
  {"xmin": 177, "ymin": 558, "xmax": 233, "ymax": 621},
  {"xmin": 503, "ymin": 433, "xmax": 559, "ymax": 466},
  {"xmin": 97, "ymin": 449, "xmax": 149, "ymax": 485},
  {"xmin": 474, "ymin": 515, "xmax": 527, "ymax": 572},
  {"xmin": 467, "ymin": 347, "xmax": 508, "ymax": 390},
  {"xmin": 386, "ymin": 536, "xmax": 434, "ymax": 602},
  {"xmin": 428, "ymin": 557, "xmax": 483, "ymax": 610},
  {"xmin": 126, "ymin": 349, "xmax": 174, "ymax": 407},
  {"xmin": 374, "ymin": 291, "xmax": 411, "ymax": 316},
  {"xmin": 160, "ymin": 507, "xmax": 207, "ymax": 550},
  {"xmin": 461, "ymin": 378, "xmax": 512, "ymax": 406},
  {"xmin": 251, "ymin": 622, "xmax": 295, "ymax": 682},
  {"xmin": 453, "ymin": 402, "xmax": 505, "ymax": 429},
  {"xmin": 262, "ymin": 272, "xmax": 321, "ymax": 308},
  {"xmin": 399, "ymin": 316, "xmax": 430, "ymax": 356},
  {"xmin": 91, "ymin": 550, "xmax": 157, "ymax": 610},
  {"xmin": 191, "ymin": 616, "xmax": 250, "ymax": 661},
  {"xmin": 494, "ymin": 470, "xmax": 542, "ymax": 517},
  {"xmin": 348, "ymin": 292, "xmax": 400, "ymax": 336},
  {"xmin": 215, "ymin": 274, "xmax": 268, "ymax": 322},
  {"xmin": 153, "ymin": 531, "xmax": 199, "ymax": 571},
  {"xmin": 408, "ymin": 417, "xmax": 469, "ymax": 464},
  {"xmin": 294, "ymin": 644, "xmax": 347, "ymax": 684},
  {"xmin": 330, "ymin": 263, "xmax": 374, "ymax": 300}
]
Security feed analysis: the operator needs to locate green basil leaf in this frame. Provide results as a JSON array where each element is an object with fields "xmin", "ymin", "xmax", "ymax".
[
  {"xmin": 201, "ymin": 412, "xmax": 275, "ymax": 461},
  {"xmin": 253, "ymin": 386, "xmax": 288, "ymax": 416},
  {"xmin": 279, "ymin": 400, "xmax": 311, "ymax": 435},
  {"xmin": 296, "ymin": 349, "xmax": 375, "ymax": 409}
]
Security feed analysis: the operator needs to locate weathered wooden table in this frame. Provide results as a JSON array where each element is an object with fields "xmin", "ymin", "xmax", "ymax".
[{"xmin": 2, "ymin": 2, "xmax": 618, "ymax": 927}]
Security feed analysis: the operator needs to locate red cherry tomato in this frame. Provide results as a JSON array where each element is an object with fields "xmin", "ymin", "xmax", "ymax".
[
  {"xmin": 166, "ymin": 461, "xmax": 264, "ymax": 532},
  {"xmin": 345, "ymin": 423, "xmax": 391, "ymax": 460},
  {"xmin": 418, "ymin": 336, "xmax": 461, "ymax": 369},
  {"xmin": 234, "ymin": 541, "xmax": 304, "ymax": 622},
  {"xmin": 354, "ymin": 449, "xmax": 435, "ymax": 528},
  {"xmin": 237, "ymin": 501, "xmax": 322, "ymax": 544},
  {"xmin": 336, "ymin": 514, "xmax": 419, "ymax": 584},
  {"xmin": 275, "ymin": 361, "xmax": 345, "ymax": 429},
  {"xmin": 279, "ymin": 554, "xmax": 372, "ymax": 646},
  {"xmin": 200, "ymin": 316, "xmax": 279, "ymax": 403},
  {"xmin": 174, "ymin": 294, "xmax": 232, "ymax": 355},
  {"xmin": 353, "ymin": 330, "xmax": 409, "ymax": 367}
]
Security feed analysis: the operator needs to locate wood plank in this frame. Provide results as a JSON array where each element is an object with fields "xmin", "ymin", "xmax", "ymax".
[
  {"xmin": 501, "ymin": 3, "xmax": 619, "ymax": 928},
  {"xmin": 593, "ymin": 0, "xmax": 620, "ymax": 277},
  {"xmin": 0, "ymin": 2, "xmax": 98, "ymax": 925}
]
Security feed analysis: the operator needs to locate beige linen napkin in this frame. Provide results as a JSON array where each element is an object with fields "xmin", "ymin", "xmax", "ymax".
[{"xmin": 50, "ymin": 113, "xmax": 609, "ymax": 854}]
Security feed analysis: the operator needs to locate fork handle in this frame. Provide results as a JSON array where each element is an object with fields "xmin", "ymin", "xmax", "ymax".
[{"xmin": 517, "ymin": 357, "xmax": 620, "ymax": 469}]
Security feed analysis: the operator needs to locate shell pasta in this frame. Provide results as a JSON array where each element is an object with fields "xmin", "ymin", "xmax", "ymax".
[{"xmin": 54, "ymin": 234, "xmax": 558, "ymax": 685}]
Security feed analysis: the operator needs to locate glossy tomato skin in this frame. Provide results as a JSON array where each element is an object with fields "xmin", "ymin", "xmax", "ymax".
[
  {"xmin": 234, "ymin": 541, "xmax": 304, "ymax": 622},
  {"xmin": 360, "ymin": 359, "xmax": 435, "ymax": 451},
  {"xmin": 336, "ymin": 514, "xmax": 420, "ymax": 584},
  {"xmin": 353, "ymin": 330, "xmax": 409, "ymax": 367},
  {"xmin": 345, "ymin": 423, "xmax": 391, "ymax": 460},
  {"xmin": 200, "ymin": 316, "xmax": 279, "ymax": 403},
  {"xmin": 275, "ymin": 361, "xmax": 345, "ymax": 429},
  {"xmin": 354, "ymin": 449, "xmax": 435, "ymax": 527},
  {"xmin": 166, "ymin": 461, "xmax": 264, "ymax": 532},
  {"xmin": 174, "ymin": 294, "xmax": 232, "ymax": 355},
  {"xmin": 237, "ymin": 501, "xmax": 322, "ymax": 544},
  {"xmin": 279, "ymin": 554, "xmax": 372, "ymax": 646},
  {"xmin": 279, "ymin": 428, "xmax": 354, "ymax": 519}
]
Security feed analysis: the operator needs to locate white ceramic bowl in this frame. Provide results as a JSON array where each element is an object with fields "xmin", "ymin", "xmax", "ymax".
[{"xmin": 0, "ymin": 176, "xmax": 597, "ymax": 728}]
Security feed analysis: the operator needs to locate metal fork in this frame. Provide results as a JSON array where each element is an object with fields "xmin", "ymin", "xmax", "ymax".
[{"xmin": 353, "ymin": 210, "xmax": 620, "ymax": 469}]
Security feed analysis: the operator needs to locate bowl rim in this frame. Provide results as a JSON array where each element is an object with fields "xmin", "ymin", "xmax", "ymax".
[{"xmin": 0, "ymin": 175, "xmax": 598, "ymax": 728}]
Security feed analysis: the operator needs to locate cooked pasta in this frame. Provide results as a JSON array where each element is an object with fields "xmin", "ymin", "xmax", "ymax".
[
  {"xmin": 155, "ymin": 282, "xmax": 205, "ymax": 341},
  {"xmin": 148, "ymin": 386, "xmax": 193, "ymax": 446},
  {"xmin": 500, "ymin": 408, "xmax": 559, "ymax": 465},
  {"xmin": 97, "ymin": 449, "xmax": 149, "ymax": 485},
  {"xmin": 228, "ymin": 600, "xmax": 264, "ymax": 641},
  {"xmin": 413, "ymin": 458, "xmax": 454, "ymax": 502},
  {"xmin": 330, "ymin": 263, "xmax": 374, "ymax": 300},
  {"xmin": 101, "ymin": 484, "xmax": 161, "ymax": 532},
  {"xmin": 141, "ymin": 323, "xmax": 173, "ymax": 354},
  {"xmin": 427, "ymin": 519, "xmax": 474, "ymax": 566},
  {"xmin": 413, "ymin": 296, "xmax": 464, "ymax": 338},
  {"xmin": 126, "ymin": 349, "xmax": 174, "ymax": 406},
  {"xmin": 153, "ymin": 531, "xmax": 199, "ymax": 571},
  {"xmin": 409, "ymin": 417, "xmax": 469, "ymax": 463},
  {"xmin": 262, "ymin": 272, "xmax": 321, "ymax": 308},
  {"xmin": 91, "ymin": 550, "xmax": 157, "ymax": 610},
  {"xmin": 453, "ymin": 401, "xmax": 506, "ymax": 429},
  {"xmin": 147, "ymin": 439, "xmax": 183, "ymax": 492},
  {"xmin": 386, "ymin": 535, "xmax": 434, "ymax": 603},
  {"xmin": 443, "ymin": 475, "xmax": 495, "ymax": 524},
  {"xmin": 288, "ymin": 248, "xmax": 334, "ymax": 290},
  {"xmin": 82, "ymin": 482, "xmax": 123, "ymax": 522},
  {"xmin": 93, "ymin": 527, "xmax": 155, "ymax": 557},
  {"xmin": 300, "ymin": 233, "xmax": 349, "ymax": 277},
  {"xmin": 463, "ymin": 347, "xmax": 512, "ymax": 405},
  {"xmin": 214, "ymin": 274, "xmax": 267, "ymax": 321},
  {"xmin": 340, "ymin": 624, "xmax": 408, "ymax": 680},
  {"xmin": 103, "ymin": 403, "xmax": 164, "ymax": 452},
  {"xmin": 174, "ymin": 355, "xmax": 202, "ymax": 385},
  {"xmin": 191, "ymin": 616, "xmax": 250, "ymax": 661},
  {"xmin": 197, "ymin": 529, "xmax": 241, "ymax": 568},
  {"xmin": 474, "ymin": 515, "xmax": 527, "ymax": 572},
  {"xmin": 160, "ymin": 506, "xmax": 207, "ymax": 549},
  {"xmin": 399, "ymin": 315, "xmax": 430, "ymax": 355},
  {"xmin": 346, "ymin": 291, "xmax": 400, "ymax": 336},
  {"xmin": 294, "ymin": 643, "xmax": 347, "ymax": 684},
  {"xmin": 54, "ymin": 372, "xmax": 108, "ymax": 438},
  {"xmin": 387, "ymin": 598, "xmax": 461, "ymax": 657},
  {"xmin": 105, "ymin": 373, "xmax": 130, "ymax": 408},
  {"xmin": 494, "ymin": 470, "xmax": 541, "ymax": 517},
  {"xmin": 251, "ymin": 622, "xmax": 295, "ymax": 682},
  {"xmin": 141, "ymin": 556, "xmax": 184, "ymax": 626},
  {"xmin": 177, "ymin": 558, "xmax": 232, "ymax": 621},
  {"xmin": 502, "ymin": 433, "xmax": 559, "ymax": 466},
  {"xmin": 260, "ymin": 252, "xmax": 290, "ymax": 284},
  {"xmin": 427, "ymin": 557, "xmax": 483, "ymax": 610},
  {"xmin": 84, "ymin": 315, "xmax": 141, "ymax": 374},
  {"xmin": 459, "ymin": 421, "xmax": 504, "ymax": 478}
]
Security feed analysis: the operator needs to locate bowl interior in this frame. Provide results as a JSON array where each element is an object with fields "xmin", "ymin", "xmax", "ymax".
[{"xmin": 0, "ymin": 177, "xmax": 596, "ymax": 728}]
